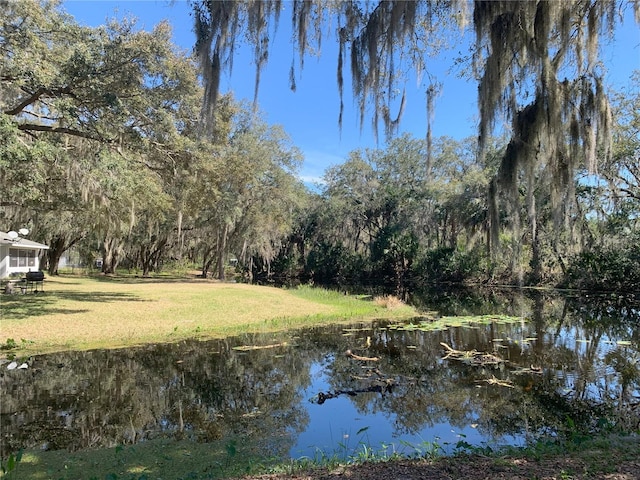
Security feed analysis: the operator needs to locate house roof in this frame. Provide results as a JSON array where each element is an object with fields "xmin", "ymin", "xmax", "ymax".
[{"xmin": 0, "ymin": 231, "xmax": 49, "ymax": 249}]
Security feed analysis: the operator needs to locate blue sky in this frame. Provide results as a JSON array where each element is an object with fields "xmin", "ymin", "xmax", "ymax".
[{"xmin": 62, "ymin": 1, "xmax": 639, "ymax": 184}]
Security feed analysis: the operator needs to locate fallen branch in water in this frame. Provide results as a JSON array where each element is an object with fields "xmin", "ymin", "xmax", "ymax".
[
  {"xmin": 440, "ymin": 342, "xmax": 504, "ymax": 365},
  {"xmin": 511, "ymin": 365, "xmax": 543, "ymax": 375},
  {"xmin": 232, "ymin": 342, "xmax": 288, "ymax": 352},
  {"xmin": 311, "ymin": 381, "xmax": 395, "ymax": 405},
  {"xmin": 345, "ymin": 349, "xmax": 379, "ymax": 362},
  {"xmin": 478, "ymin": 376, "xmax": 514, "ymax": 388}
]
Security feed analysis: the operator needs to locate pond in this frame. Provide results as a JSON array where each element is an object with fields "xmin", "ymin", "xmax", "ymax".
[{"xmin": 1, "ymin": 288, "xmax": 639, "ymax": 462}]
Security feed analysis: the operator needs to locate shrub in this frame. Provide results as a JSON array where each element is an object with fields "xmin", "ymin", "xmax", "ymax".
[
  {"xmin": 563, "ymin": 242, "xmax": 640, "ymax": 292},
  {"xmin": 413, "ymin": 246, "xmax": 486, "ymax": 284},
  {"xmin": 373, "ymin": 295, "xmax": 405, "ymax": 309}
]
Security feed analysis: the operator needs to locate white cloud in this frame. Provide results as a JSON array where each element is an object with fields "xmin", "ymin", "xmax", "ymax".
[
  {"xmin": 299, "ymin": 149, "xmax": 345, "ymax": 179},
  {"xmin": 298, "ymin": 174, "xmax": 326, "ymax": 185}
]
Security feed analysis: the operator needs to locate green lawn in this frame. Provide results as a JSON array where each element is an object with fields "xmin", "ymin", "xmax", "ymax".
[{"xmin": 0, "ymin": 275, "xmax": 419, "ymax": 356}]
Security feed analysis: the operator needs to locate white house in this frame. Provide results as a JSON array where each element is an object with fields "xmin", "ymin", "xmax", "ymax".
[{"xmin": 0, "ymin": 231, "xmax": 49, "ymax": 278}]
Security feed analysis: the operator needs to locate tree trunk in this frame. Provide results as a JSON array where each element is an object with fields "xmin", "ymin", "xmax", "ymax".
[
  {"xmin": 141, "ymin": 245, "xmax": 152, "ymax": 277},
  {"xmin": 247, "ymin": 256, "xmax": 254, "ymax": 283},
  {"xmin": 46, "ymin": 234, "xmax": 83, "ymax": 276},
  {"xmin": 450, "ymin": 216, "xmax": 457, "ymax": 249},
  {"xmin": 102, "ymin": 235, "xmax": 121, "ymax": 274},
  {"xmin": 216, "ymin": 224, "xmax": 228, "ymax": 281},
  {"xmin": 488, "ymin": 179, "xmax": 500, "ymax": 259},
  {"xmin": 46, "ymin": 240, "xmax": 65, "ymax": 276},
  {"xmin": 201, "ymin": 246, "xmax": 215, "ymax": 278},
  {"xmin": 527, "ymin": 165, "xmax": 541, "ymax": 285},
  {"xmin": 140, "ymin": 237, "xmax": 167, "ymax": 277}
]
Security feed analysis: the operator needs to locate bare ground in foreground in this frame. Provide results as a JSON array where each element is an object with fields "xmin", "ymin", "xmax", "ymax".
[
  {"xmin": 242, "ymin": 445, "xmax": 640, "ymax": 480},
  {"xmin": 242, "ymin": 457, "xmax": 640, "ymax": 480}
]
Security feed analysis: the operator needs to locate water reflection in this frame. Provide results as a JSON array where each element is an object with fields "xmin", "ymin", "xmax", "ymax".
[{"xmin": 1, "ymin": 289, "xmax": 638, "ymax": 460}]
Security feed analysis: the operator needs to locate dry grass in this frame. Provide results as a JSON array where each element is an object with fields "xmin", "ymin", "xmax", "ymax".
[
  {"xmin": 1, "ymin": 276, "xmax": 329, "ymax": 353},
  {"xmin": 373, "ymin": 294, "xmax": 405, "ymax": 310},
  {"xmin": 0, "ymin": 276, "xmax": 418, "ymax": 355}
]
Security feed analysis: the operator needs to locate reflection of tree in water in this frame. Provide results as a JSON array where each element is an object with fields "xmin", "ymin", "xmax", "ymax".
[
  {"xmin": 409, "ymin": 285, "xmax": 525, "ymax": 317},
  {"xmin": 2, "ymin": 290, "xmax": 638, "ymax": 458},
  {"xmin": 0, "ymin": 335, "xmax": 315, "ymax": 457},
  {"xmin": 546, "ymin": 295, "xmax": 640, "ymax": 408},
  {"xmin": 320, "ymin": 290, "xmax": 639, "ymax": 440}
]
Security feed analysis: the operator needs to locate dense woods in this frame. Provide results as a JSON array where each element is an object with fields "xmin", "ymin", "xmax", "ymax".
[{"xmin": 1, "ymin": 0, "xmax": 638, "ymax": 291}]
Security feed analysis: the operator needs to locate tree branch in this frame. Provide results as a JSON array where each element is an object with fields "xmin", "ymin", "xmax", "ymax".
[
  {"xmin": 4, "ymin": 85, "xmax": 73, "ymax": 115},
  {"xmin": 16, "ymin": 123, "xmax": 104, "ymax": 141}
]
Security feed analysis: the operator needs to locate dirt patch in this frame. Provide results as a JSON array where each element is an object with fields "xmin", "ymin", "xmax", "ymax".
[{"xmin": 242, "ymin": 449, "xmax": 640, "ymax": 480}]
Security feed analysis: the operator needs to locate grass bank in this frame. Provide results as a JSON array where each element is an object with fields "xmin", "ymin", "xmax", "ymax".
[
  {"xmin": 0, "ymin": 275, "xmax": 419, "ymax": 356},
  {"xmin": 3, "ymin": 430, "xmax": 639, "ymax": 480}
]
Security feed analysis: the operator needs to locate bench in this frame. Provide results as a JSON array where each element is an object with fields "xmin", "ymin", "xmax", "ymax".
[
  {"xmin": 2, "ymin": 271, "xmax": 45, "ymax": 294},
  {"xmin": 3, "ymin": 279, "xmax": 25, "ymax": 294}
]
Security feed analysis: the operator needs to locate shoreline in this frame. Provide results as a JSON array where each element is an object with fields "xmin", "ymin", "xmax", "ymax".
[{"xmin": 1, "ymin": 275, "xmax": 419, "ymax": 357}]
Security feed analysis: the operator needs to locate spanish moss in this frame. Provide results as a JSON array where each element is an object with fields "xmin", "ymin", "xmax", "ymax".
[
  {"xmin": 192, "ymin": 0, "xmax": 453, "ymax": 144},
  {"xmin": 191, "ymin": 0, "xmax": 639, "ymax": 263}
]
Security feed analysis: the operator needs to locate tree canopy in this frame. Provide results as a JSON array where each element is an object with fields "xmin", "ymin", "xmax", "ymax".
[
  {"xmin": 0, "ymin": 0, "xmax": 305, "ymax": 278},
  {"xmin": 1, "ymin": 0, "xmax": 638, "ymax": 289},
  {"xmin": 192, "ymin": 0, "xmax": 638, "ymax": 148},
  {"xmin": 191, "ymin": 0, "xmax": 639, "ymax": 230}
]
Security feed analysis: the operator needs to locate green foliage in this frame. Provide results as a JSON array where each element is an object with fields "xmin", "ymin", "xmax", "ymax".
[
  {"xmin": 413, "ymin": 247, "xmax": 486, "ymax": 283},
  {"xmin": 1, "ymin": 450, "xmax": 22, "ymax": 478},
  {"xmin": 0, "ymin": 338, "xmax": 32, "ymax": 352},
  {"xmin": 2, "ymin": 1, "xmax": 637, "ymax": 290},
  {"xmin": 1, "ymin": 338, "xmax": 18, "ymax": 350},
  {"xmin": 370, "ymin": 225, "xmax": 418, "ymax": 288},
  {"xmin": 0, "ymin": 1, "xmax": 305, "ymax": 280},
  {"xmin": 287, "ymin": 135, "xmax": 494, "ymax": 288},
  {"xmin": 305, "ymin": 243, "xmax": 367, "ymax": 285},
  {"xmin": 415, "ymin": 248, "xmax": 458, "ymax": 281},
  {"xmin": 563, "ymin": 240, "xmax": 640, "ymax": 291},
  {"xmin": 398, "ymin": 439, "xmax": 443, "ymax": 460}
]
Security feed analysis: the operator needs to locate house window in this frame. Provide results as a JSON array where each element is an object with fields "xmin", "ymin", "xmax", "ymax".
[{"xmin": 9, "ymin": 249, "xmax": 36, "ymax": 268}]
